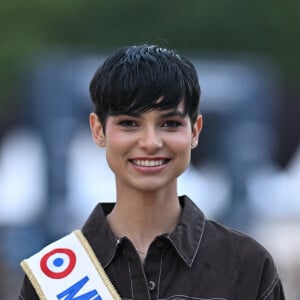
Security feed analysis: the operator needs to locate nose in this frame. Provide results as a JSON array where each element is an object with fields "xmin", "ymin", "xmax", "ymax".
[{"xmin": 138, "ymin": 127, "xmax": 163, "ymax": 152}]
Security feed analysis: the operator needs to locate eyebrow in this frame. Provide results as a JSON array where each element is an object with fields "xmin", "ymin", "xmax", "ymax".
[{"xmin": 159, "ymin": 110, "xmax": 186, "ymax": 118}]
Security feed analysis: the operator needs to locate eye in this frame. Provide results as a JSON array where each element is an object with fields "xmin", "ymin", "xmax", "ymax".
[
  {"xmin": 161, "ymin": 120, "xmax": 182, "ymax": 128},
  {"xmin": 118, "ymin": 119, "xmax": 139, "ymax": 127}
]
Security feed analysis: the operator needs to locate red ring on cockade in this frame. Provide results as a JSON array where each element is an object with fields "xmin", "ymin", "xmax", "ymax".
[{"xmin": 40, "ymin": 248, "xmax": 76, "ymax": 279}]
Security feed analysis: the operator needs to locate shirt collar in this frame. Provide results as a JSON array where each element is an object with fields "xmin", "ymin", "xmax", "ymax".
[
  {"xmin": 81, "ymin": 196, "xmax": 206, "ymax": 268},
  {"xmin": 81, "ymin": 202, "xmax": 118, "ymax": 268},
  {"xmin": 166, "ymin": 195, "xmax": 206, "ymax": 267}
]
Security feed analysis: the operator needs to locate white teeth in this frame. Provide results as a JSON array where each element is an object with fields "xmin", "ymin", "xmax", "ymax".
[{"xmin": 133, "ymin": 159, "xmax": 165, "ymax": 167}]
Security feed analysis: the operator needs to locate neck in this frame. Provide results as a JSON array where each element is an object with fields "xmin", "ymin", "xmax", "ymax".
[{"xmin": 106, "ymin": 189, "xmax": 181, "ymax": 260}]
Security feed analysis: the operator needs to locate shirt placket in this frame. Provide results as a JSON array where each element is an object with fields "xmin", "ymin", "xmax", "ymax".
[
  {"xmin": 143, "ymin": 238, "xmax": 166, "ymax": 300},
  {"xmin": 122, "ymin": 237, "xmax": 166, "ymax": 300}
]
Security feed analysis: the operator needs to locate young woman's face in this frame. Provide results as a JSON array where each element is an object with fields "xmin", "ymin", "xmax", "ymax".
[{"xmin": 90, "ymin": 102, "xmax": 202, "ymax": 194}]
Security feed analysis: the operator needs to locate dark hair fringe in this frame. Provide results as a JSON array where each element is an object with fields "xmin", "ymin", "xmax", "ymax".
[{"xmin": 90, "ymin": 45, "xmax": 200, "ymax": 126}]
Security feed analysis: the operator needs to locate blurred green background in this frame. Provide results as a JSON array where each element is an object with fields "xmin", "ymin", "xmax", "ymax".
[{"xmin": 1, "ymin": 0, "xmax": 299, "ymax": 123}]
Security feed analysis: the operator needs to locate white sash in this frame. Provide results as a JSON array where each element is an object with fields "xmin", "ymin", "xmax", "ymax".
[{"xmin": 20, "ymin": 230, "xmax": 121, "ymax": 300}]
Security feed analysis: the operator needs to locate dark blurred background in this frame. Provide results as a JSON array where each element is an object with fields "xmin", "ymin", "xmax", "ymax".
[{"xmin": 0, "ymin": 1, "xmax": 299, "ymax": 299}]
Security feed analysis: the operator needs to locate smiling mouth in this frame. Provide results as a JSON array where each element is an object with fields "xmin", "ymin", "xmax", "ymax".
[{"xmin": 131, "ymin": 159, "xmax": 170, "ymax": 167}]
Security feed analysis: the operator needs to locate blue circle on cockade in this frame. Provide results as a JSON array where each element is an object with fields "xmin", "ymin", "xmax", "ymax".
[{"xmin": 53, "ymin": 257, "xmax": 64, "ymax": 267}]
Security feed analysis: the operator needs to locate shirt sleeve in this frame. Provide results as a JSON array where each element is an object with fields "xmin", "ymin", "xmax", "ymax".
[
  {"xmin": 18, "ymin": 275, "xmax": 39, "ymax": 300},
  {"xmin": 256, "ymin": 254, "xmax": 286, "ymax": 300},
  {"xmin": 258, "ymin": 277, "xmax": 285, "ymax": 300}
]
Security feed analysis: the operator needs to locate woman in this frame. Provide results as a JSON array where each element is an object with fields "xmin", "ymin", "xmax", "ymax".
[{"xmin": 19, "ymin": 45, "xmax": 285, "ymax": 299}]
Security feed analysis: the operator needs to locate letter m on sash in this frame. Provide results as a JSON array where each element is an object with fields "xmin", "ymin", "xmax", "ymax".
[{"xmin": 57, "ymin": 276, "xmax": 102, "ymax": 300}]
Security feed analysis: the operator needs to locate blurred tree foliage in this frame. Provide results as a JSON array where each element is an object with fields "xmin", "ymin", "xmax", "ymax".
[{"xmin": 0, "ymin": 0, "xmax": 299, "ymax": 121}]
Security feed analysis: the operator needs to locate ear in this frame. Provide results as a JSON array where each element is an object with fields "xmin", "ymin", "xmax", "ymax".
[
  {"xmin": 89, "ymin": 113, "xmax": 105, "ymax": 147},
  {"xmin": 191, "ymin": 115, "xmax": 203, "ymax": 149}
]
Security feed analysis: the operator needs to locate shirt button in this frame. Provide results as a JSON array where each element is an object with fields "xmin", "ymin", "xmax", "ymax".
[{"xmin": 148, "ymin": 281, "xmax": 156, "ymax": 291}]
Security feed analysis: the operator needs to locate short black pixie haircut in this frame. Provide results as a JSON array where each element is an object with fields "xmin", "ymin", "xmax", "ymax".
[{"xmin": 89, "ymin": 45, "xmax": 201, "ymax": 130}]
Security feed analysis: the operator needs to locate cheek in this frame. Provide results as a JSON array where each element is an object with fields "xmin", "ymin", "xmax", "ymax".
[
  {"xmin": 104, "ymin": 132, "xmax": 135, "ymax": 167},
  {"xmin": 105, "ymin": 129, "xmax": 132, "ymax": 147},
  {"xmin": 107, "ymin": 136, "xmax": 126, "ymax": 148},
  {"xmin": 166, "ymin": 132, "xmax": 192, "ymax": 150},
  {"xmin": 165, "ymin": 137, "xmax": 192, "ymax": 167}
]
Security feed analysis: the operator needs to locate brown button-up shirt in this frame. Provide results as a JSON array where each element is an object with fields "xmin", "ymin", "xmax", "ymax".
[{"xmin": 19, "ymin": 196, "xmax": 285, "ymax": 300}]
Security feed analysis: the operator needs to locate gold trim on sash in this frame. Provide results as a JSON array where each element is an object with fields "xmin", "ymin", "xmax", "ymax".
[
  {"xmin": 74, "ymin": 230, "xmax": 121, "ymax": 300},
  {"xmin": 20, "ymin": 260, "xmax": 47, "ymax": 300}
]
